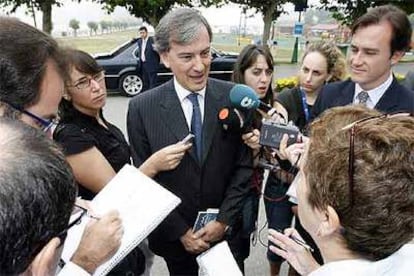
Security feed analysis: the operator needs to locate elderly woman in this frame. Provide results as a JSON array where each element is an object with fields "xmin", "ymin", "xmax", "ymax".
[{"xmin": 269, "ymin": 106, "xmax": 414, "ymax": 275}]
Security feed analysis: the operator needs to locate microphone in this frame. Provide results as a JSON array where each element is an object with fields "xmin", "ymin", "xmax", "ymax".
[
  {"xmin": 229, "ymin": 84, "xmax": 276, "ymax": 115},
  {"xmin": 218, "ymin": 106, "xmax": 248, "ymax": 133}
]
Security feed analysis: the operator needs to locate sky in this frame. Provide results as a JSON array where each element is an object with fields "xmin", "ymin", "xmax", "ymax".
[{"xmin": 0, "ymin": 0, "xmax": 317, "ymax": 34}]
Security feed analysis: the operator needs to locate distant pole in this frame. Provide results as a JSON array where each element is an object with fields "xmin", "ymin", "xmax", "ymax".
[
  {"xmin": 238, "ymin": 11, "xmax": 242, "ymax": 46},
  {"xmin": 291, "ymin": 11, "xmax": 302, "ymax": 64}
]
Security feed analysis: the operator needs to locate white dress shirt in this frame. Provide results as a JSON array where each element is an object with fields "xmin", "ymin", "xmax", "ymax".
[
  {"xmin": 173, "ymin": 77, "xmax": 206, "ymax": 130},
  {"xmin": 141, "ymin": 38, "xmax": 147, "ymax": 62},
  {"xmin": 353, "ymin": 72, "xmax": 393, "ymax": 109}
]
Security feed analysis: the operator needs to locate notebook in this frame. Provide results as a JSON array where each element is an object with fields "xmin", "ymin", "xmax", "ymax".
[
  {"xmin": 196, "ymin": 241, "xmax": 242, "ymax": 276},
  {"xmin": 193, "ymin": 208, "xmax": 219, "ymax": 232},
  {"xmin": 61, "ymin": 164, "xmax": 181, "ymax": 275}
]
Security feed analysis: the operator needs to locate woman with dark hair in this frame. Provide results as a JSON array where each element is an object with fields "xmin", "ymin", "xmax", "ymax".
[
  {"xmin": 54, "ymin": 48, "xmax": 191, "ymax": 275},
  {"xmin": 232, "ymin": 44, "xmax": 281, "ymax": 273}
]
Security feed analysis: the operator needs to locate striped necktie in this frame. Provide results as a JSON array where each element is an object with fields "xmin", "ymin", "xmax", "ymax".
[{"xmin": 187, "ymin": 93, "xmax": 202, "ymax": 162}]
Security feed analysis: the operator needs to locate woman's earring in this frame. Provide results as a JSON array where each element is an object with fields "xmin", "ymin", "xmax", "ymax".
[{"xmin": 63, "ymin": 94, "xmax": 71, "ymax": 101}]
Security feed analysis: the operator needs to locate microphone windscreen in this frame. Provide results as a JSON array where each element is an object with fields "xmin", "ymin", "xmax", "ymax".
[
  {"xmin": 229, "ymin": 84, "xmax": 260, "ymax": 110},
  {"xmin": 218, "ymin": 106, "xmax": 246, "ymax": 133}
]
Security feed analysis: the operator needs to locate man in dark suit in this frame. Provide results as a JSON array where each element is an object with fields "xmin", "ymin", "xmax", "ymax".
[
  {"xmin": 312, "ymin": 5, "xmax": 414, "ymax": 118},
  {"xmin": 127, "ymin": 8, "xmax": 252, "ymax": 275},
  {"xmin": 137, "ymin": 26, "xmax": 160, "ymax": 91}
]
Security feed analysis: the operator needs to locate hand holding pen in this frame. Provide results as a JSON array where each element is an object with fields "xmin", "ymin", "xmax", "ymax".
[{"xmin": 268, "ymin": 227, "xmax": 321, "ymax": 275}]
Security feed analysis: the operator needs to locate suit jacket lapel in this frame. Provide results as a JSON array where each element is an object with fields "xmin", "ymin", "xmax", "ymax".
[
  {"xmin": 160, "ymin": 80, "xmax": 190, "ymax": 140},
  {"xmin": 201, "ymin": 79, "xmax": 223, "ymax": 164},
  {"xmin": 375, "ymin": 77, "xmax": 399, "ymax": 111},
  {"xmin": 341, "ymin": 80, "xmax": 355, "ymax": 105}
]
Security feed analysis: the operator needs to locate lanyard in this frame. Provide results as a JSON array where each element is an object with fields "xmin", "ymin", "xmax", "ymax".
[{"xmin": 300, "ymin": 89, "xmax": 311, "ymax": 123}]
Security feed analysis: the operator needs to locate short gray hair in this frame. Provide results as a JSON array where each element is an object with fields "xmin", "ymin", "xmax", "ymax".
[{"xmin": 155, "ymin": 8, "xmax": 212, "ymax": 54}]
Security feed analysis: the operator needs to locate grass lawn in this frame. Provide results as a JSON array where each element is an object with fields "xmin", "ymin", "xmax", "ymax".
[{"xmin": 56, "ymin": 29, "xmax": 414, "ymax": 63}]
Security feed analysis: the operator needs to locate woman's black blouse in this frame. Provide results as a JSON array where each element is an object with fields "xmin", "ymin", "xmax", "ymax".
[{"xmin": 53, "ymin": 108, "xmax": 131, "ymax": 200}]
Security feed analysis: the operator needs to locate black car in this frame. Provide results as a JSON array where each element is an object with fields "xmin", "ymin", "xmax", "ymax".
[{"xmin": 94, "ymin": 38, "xmax": 238, "ymax": 96}]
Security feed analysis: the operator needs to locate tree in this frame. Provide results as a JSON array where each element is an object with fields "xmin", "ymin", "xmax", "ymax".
[
  {"xmin": 228, "ymin": 0, "xmax": 288, "ymax": 47},
  {"xmin": 98, "ymin": 0, "xmax": 224, "ymax": 27},
  {"xmin": 304, "ymin": 9, "xmax": 335, "ymax": 25},
  {"xmin": 69, "ymin": 18, "xmax": 80, "ymax": 36},
  {"xmin": 0, "ymin": 0, "xmax": 65, "ymax": 34},
  {"xmin": 319, "ymin": 0, "xmax": 414, "ymax": 26},
  {"xmin": 87, "ymin": 21, "xmax": 98, "ymax": 36},
  {"xmin": 100, "ymin": 20, "xmax": 110, "ymax": 34}
]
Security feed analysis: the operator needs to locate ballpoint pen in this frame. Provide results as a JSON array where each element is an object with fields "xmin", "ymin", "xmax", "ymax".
[{"xmin": 272, "ymin": 227, "xmax": 314, "ymax": 252}]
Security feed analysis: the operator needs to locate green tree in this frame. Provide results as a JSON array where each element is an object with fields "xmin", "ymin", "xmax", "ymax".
[
  {"xmin": 319, "ymin": 0, "xmax": 414, "ymax": 26},
  {"xmin": 98, "ymin": 0, "xmax": 223, "ymax": 27},
  {"xmin": 304, "ymin": 9, "xmax": 335, "ymax": 25},
  {"xmin": 100, "ymin": 20, "xmax": 110, "ymax": 34},
  {"xmin": 87, "ymin": 21, "xmax": 98, "ymax": 36},
  {"xmin": 69, "ymin": 18, "xmax": 80, "ymax": 37},
  {"xmin": 228, "ymin": 0, "xmax": 288, "ymax": 47},
  {"xmin": 0, "ymin": 0, "xmax": 62, "ymax": 34}
]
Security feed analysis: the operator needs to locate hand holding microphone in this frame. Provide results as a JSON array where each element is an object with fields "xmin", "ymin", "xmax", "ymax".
[{"xmin": 229, "ymin": 84, "xmax": 284, "ymax": 122}]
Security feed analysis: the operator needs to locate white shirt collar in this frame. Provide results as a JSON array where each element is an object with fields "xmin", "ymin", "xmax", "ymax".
[
  {"xmin": 354, "ymin": 72, "xmax": 393, "ymax": 108},
  {"xmin": 174, "ymin": 77, "xmax": 206, "ymax": 128},
  {"xmin": 174, "ymin": 77, "xmax": 206, "ymax": 103}
]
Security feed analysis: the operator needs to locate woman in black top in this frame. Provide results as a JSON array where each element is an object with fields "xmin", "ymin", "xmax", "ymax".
[
  {"xmin": 273, "ymin": 41, "xmax": 347, "ymax": 272},
  {"xmin": 54, "ymin": 49, "xmax": 191, "ymax": 275},
  {"xmin": 232, "ymin": 44, "xmax": 275, "ymax": 272},
  {"xmin": 275, "ymin": 41, "xmax": 347, "ymax": 130}
]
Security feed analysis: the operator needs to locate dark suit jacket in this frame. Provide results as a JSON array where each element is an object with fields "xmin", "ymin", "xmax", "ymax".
[
  {"xmin": 312, "ymin": 78, "xmax": 414, "ymax": 119},
  {"xmin": 137, "ymin": 36, "xmax": 160, "ymax": 72},
  {"xmin": 127, "ymin": 78, "xmax": 252, "ymax": 257}
]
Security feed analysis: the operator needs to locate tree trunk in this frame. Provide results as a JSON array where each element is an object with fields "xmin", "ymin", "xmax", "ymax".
[
  {"xmin": 262, "ymin": 2, "xmax": 276, "ymax": 49},
  {"xmin": 40, "ymin": 1, "xmax": 52, "ymax": 34},
  {"xmin": 29, "ymin": 0, "xmax": 37, "ymax": 27}
]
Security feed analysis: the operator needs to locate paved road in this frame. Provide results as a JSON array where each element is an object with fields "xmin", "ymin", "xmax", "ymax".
[{"xmin": 103, "ymin": 62, "xmax": 412, "ymax": 276}]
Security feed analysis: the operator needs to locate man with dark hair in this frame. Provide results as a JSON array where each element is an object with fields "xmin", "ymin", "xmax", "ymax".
[
  {"xmin": 312, "ymin": 5, "xmax": 414, "ymax": 118},
  {"xmin": 0, "ymin": 118, "xmax": 77, "ymax": 275},
  {"xmin": 0, "ymin": 17, "xmax": 123, "ymax": 275},
  {"xmin": 128, "ymin": 8, "xmax": 252, "ymax": 275},
  {"xmin": 137, "ymin": 25, "xmax": 160, "ymax": 91}
]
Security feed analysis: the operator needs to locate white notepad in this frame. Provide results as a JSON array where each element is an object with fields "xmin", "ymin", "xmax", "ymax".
[
  {"xmin": 61, "ymin": 164, "xmax": 181, "ymax": 275},
  {"xmin": 196, "ymin": 241, "xmax": 243, "ymax": 276}
]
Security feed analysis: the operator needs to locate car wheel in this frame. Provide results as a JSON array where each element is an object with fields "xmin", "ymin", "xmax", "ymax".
[{"xmin": 119, "ymin": 73, "xmax": 143, "ymax": 97}]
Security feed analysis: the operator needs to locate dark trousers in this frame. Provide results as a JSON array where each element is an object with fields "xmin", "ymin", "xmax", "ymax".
[
  {"xmin": 154, "ymin": 224, "xmax": 247, "ymax": 276},
  {"xmin": 141, "ymin": 63, "xmax": 157, "ymax": 91}
]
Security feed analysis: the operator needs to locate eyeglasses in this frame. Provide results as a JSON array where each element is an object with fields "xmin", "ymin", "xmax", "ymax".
[
  {"xmin": 70, "ymin": 72, "xmax": 105, "ymax": 90},
  {"xmin": 56, "ymin": 204, "xmax": 87, "ymax": 242},
  {"xmin": 9, "ymin": 104, "xmax": 59, "ymax": 132},
  {"xmin": 341, "ymin": 112, "xmax": 413, "ymax": 207}
]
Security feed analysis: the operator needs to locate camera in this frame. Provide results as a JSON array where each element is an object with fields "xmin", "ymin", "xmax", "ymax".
[{"xmin": 259, "ymin": 120, "xmax": 300, "ymax": 149}]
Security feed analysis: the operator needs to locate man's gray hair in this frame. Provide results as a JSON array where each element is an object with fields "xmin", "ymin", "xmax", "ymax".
[{"xmin": 154, "ymin": 8, "xmax": 212, "ymax": 54}]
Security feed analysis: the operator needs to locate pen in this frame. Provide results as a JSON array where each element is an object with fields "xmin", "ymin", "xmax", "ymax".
[
  {"xmin": 273, "ymin": 227, "xmax": 314, "ymax": 252},
  {"xmin": 87, "ymin": 213, "xmax": 101, "ymax": 220}
]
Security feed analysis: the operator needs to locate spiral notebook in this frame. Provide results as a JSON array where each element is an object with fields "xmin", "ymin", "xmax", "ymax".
[{"xmin": 60, "ymin": 164, "xmax": 181, "ymax": 275}]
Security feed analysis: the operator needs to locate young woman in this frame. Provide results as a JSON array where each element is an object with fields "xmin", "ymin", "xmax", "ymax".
[
  {"xmin": 269, "ymin": 41, "xmax": 347, "ymax": 275},
  {"xmin": 232, "ymin": 44, "xmax": 278, "ymax": 273},
  {"xmin": 53, "ymin": 49, "xmax": 191, "ymax": 275},
  {"xmin": 275, "ymin": 40, "xmax": 347, "ymax": 129}
]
